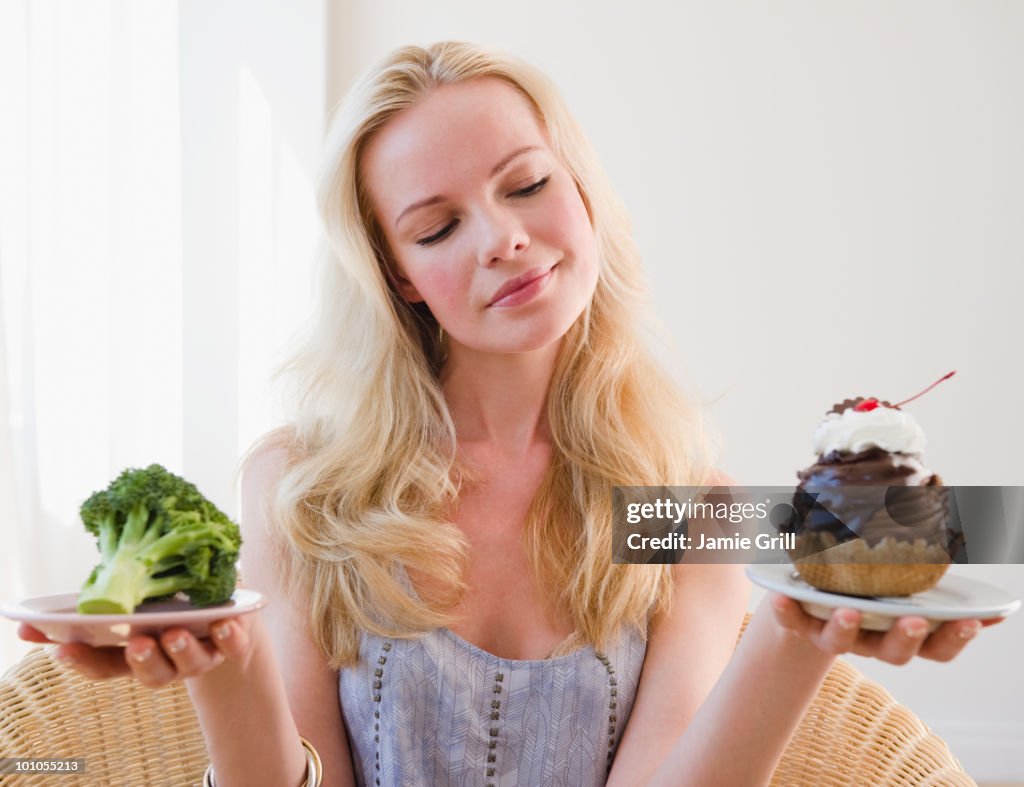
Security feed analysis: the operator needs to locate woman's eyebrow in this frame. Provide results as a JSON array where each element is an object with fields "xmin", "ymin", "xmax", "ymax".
[{"xmin": 394, "ymin": 145, "xmax": 542, "ymax": 230}]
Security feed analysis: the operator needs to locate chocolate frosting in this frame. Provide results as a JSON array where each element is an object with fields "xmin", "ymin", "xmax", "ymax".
[
  {"xmin": 786, "ymin": 450, "xmax": 963, "ymax": 557},
  {"xmin": 799, "ymin": 447, "xmax": 922, "ymax": 485}
]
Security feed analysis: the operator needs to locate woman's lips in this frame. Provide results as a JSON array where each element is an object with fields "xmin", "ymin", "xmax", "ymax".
[{"xmin": 488, "ymin": 265, "xmax": 557, "ymax": 308}]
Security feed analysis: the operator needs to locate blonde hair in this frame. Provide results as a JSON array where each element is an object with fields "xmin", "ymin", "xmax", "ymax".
[{"xmin": 239, "ymin": 40, "xmax": 716, "ymax": 669}]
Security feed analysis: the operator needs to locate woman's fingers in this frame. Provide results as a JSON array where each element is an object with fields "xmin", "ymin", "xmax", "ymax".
[
  {"xmin": 917, "ymin": 619, "xmax": 982, "ymax": 662},
  {"xmin": 19, "ymin": 617, "xmax": 255, "ymax": 687},
  {"xmin": 771, "ymin": 595, "xmax": 866, "ymax": 653},
  {"xmin": 815, "ymin": 607, "xmax": 863, "ymax": 654},
  {"xmin": 208, "ymin": 617, "xmax": 252, "ymax": 661},
  {"xmin": 125, "ymin": 635, "xmax": 181, "ymax": 688},
  {"xmin": 869, "ymin": 616, "xmax": 930, "ymax": 665},
  {"xmin": 768, "ymin": 595, "xmax": 987, "ymax": 664},
  {"xmin": 17, "ymin": 623, "xmax": 52, "ymax": 643},
  {"xmin": 53, "ymin": 643, "xmax": 133, "ymax": 680},
  {"xmin": 769, "ymin": 593, "xmax": 818, "ymax": 638},
  {"xmin": 127, "ymin": 617, "xmax": 255, "ymax": 687},
  {"xmin": 158, "ymin": 629, "xmax": 225, "ymax": 679}
]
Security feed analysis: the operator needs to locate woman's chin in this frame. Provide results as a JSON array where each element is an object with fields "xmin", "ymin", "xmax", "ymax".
[{"xmin": 450, "ymin": 327, "xmax": 567, "ymax": 357}]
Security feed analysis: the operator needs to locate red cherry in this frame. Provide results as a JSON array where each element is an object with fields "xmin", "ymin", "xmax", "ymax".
[{"xmin": 854, "ymin": 398, "xmax": 880, "ymax": 412}]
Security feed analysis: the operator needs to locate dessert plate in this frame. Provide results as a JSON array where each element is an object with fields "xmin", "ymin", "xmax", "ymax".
[
  {"xmin": 745, "ymin": 564, "xmax": 1021, "ymax": 632},
  {"xmin": 0, "ymin": 589, "xmax": 266, "ymax": 647}
]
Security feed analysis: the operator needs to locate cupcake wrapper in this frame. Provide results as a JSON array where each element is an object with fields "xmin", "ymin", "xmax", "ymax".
[
  {"xmin": 790, "ymin": 534, "xmax": 951, "ymax": 596},
  {"xmin": 792, "ymin": 562, "xmax": 948, "ymax": 597}
]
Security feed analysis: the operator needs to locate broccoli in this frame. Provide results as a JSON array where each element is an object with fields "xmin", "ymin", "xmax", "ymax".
[{"xmin": 76, "ymin": 463, "xmax": 242, "ymax": 614}]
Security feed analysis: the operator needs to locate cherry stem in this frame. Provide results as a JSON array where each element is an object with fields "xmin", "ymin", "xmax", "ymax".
[{"xmin": 893, "ymin": 370, "xmax": 956, "ymax": 408}]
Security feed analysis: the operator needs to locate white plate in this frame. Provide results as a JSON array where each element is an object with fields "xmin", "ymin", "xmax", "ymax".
[
  {"xmin": 0, "ymin": 589, "xmax": 266, "ymax": 647},
  {"xmin": 745, "ymin": 564, "xmax": 1021, "ymax": 632}
]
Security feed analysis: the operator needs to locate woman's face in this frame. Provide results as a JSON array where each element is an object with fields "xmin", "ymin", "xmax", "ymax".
[{"xmin": 361, "ymin": 77, "xmax": 599, "ymax": 356}]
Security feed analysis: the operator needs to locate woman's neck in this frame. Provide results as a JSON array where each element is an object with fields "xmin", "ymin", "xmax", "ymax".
[{"xmin": 439, "ymin": 339, "xmax": 559, "ymax": 458}]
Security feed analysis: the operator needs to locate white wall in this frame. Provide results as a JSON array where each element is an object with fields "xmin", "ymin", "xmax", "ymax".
[{"xmin": 326, "ymin": 1, "xmax": 1023, "ymax": 780}]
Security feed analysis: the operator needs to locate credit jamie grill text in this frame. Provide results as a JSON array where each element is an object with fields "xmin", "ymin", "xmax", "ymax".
[{"xmin": 611, "ymin": 486, "xmax": 1024, "ymax": 565}]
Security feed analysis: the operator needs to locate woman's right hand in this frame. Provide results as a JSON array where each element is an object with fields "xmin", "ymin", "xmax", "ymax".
[{"xmin": 17, "ymin": 615, "xmax": 257, "ymax": 688}]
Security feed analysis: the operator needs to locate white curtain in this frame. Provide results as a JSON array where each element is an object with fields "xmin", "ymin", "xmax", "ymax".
[
  {"xmin": 0, "ymin": 0, "xmax": 324, "ymax": 673},
  {"xmin": 0, "ymin": 0, "xmax": 184, "ymax": 671}
]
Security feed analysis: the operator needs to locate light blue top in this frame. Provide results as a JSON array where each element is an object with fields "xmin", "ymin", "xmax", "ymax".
[{"xmin": 338, "ymin": 565, "xmax": 649, "ymax": 786}]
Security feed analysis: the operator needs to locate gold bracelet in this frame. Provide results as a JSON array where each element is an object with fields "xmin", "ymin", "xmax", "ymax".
[
  {"xmin": 300, "ymin": 736, "xmax": 324, "ymax": 787},
  {"xmin": 203, "ymin": 736, "xmax": 322, "ymax": 787}
]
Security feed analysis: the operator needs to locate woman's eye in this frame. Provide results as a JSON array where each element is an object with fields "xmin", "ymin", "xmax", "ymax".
[
  {"xmin": 417, "ymin": 221, "xmax": 458, "ymax": 246},
  {"xmin": 513, "ymin": 175, "xmax": 550, "ymax": 197},
  {"xmin": 414, "ymin": 176, "xmax": 551, "ymax": 247}
]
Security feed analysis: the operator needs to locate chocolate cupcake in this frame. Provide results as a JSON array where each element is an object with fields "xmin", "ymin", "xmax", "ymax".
[{"xmin": 783, "ymin": 378, "xmax": 962, "ymax": 597}]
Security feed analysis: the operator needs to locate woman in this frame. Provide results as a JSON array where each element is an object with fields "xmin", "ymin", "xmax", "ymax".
[{"xmin": 20, "ymin": 41, "xmax": 995, "ymax": 786}]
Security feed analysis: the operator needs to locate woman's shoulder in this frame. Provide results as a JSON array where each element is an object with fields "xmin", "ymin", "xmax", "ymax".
[
  {"xmin": 706, "ymin": 467, "xmax": 738, "ymax": 486},
  {"xmin": 238, "ymin": 426, "xmax": 299, "ymax": 483},
  {"xmin": 236, "ymin": 427, "xmax": 312, "ymax": 594}
]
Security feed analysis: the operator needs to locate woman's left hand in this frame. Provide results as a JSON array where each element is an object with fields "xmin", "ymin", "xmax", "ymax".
[{"xmin": 769, "ymin": 592, "xmax": 1005, "ymax": 664}]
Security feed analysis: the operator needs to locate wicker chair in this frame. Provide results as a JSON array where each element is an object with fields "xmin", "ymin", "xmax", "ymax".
[{"xmin": 0, "ymin": 614, "xmax": 975, "ymax": 786}]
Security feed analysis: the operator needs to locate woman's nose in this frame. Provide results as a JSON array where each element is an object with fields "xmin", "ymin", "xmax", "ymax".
[{"xmin": 477, "ymin": 207, "xmax": 530, "ymax": 267}]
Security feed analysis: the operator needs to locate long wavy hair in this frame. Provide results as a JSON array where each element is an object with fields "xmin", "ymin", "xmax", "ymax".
[{"xmin": 238, "ymin": 40, "xmax": 716, "ymax": 669}]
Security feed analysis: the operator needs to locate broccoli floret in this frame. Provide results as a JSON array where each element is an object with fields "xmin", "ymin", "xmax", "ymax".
[{"xmin": 76, "ymin": 464, "xmax": 242, "ymax": 614}]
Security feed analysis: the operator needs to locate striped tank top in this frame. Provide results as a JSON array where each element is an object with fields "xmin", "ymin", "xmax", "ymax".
[{"xmin": 338, "ymin": 564, "xmax": 649, "ymax": 786}]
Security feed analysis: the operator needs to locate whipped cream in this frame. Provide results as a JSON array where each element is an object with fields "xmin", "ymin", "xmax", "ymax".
[
  {"xmin": 812, "ymin": 406, "xmax": 927, "ymax": 457},
  {"xmin": 889, "ymin": 453, "xmax": 932, "ymax": 484}
]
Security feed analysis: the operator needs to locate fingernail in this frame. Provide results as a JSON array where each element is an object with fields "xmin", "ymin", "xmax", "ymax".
[
  {"xmin": 56, "ymin": 650, "xmax": 76, "ymax": 665},
  {"xmin": 904, "ymin": 624, "xmax": 928, "ymax": 638},
  {"xmin": 165, "ymin": 637, "xmax": 186, "ymax": 654},
  {"xmin": 212, "ymin": 624, "xmax": 232, "ymax": 641},
  {"xmin": 128, "ymin": 646, "xmax": 153, "ymax": 663},
  {"xmin": 959, "ymin": 622, "xmax": 982, "ymax": 640},
  {"xmin": 836, "ymin": 612, "xmax": 858, "ymax": 630}
]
